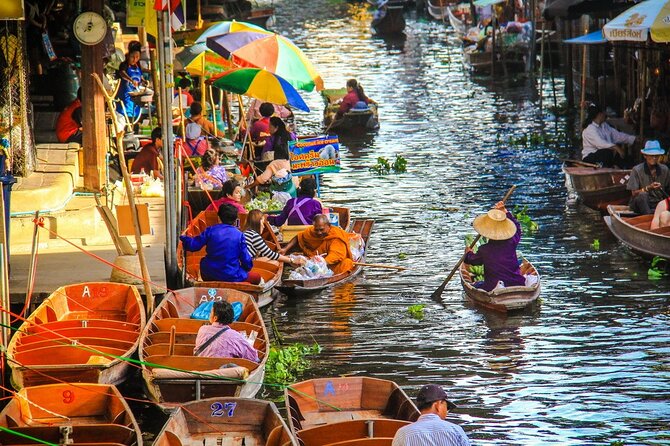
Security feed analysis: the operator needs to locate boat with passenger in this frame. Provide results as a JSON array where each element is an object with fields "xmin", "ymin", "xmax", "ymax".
[
  {"xmin": 604, "ymin": 205, "xmax": 670, "ymax": 259},
  {"xmin": 322, "ymin": 87, "xmax": 379, "ymax": 133}
]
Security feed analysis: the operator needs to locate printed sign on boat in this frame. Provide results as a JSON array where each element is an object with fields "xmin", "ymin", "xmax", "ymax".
[{"xmin": 289, "ymin": 136, "xmax": 341, "ymax": 175}]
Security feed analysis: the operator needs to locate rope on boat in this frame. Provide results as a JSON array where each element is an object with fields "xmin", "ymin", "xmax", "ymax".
[
  {"xmin": 0, "ymin": 426, "xmax": 58, "ymax": 446},
  {"xmin": 0, "ymin": 384, "xmax": 71, "ymax": 423}
]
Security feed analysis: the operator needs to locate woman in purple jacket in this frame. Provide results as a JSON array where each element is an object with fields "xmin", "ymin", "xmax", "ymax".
[
  {"xmin": 464, "ymin": 201, "xmax": 525, "ymax": 291},
  {"xmin": 267, "ymin": 177, "xmax": 322, "ymax": 227}
]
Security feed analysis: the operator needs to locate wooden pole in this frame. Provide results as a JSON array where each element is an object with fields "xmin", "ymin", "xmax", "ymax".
[
  {"xmin": 538, "ymin": 20, "xmax": 546, "ymax": 114},
  {"xmin": 579, "ymin": 23, "xmax": 588, "ymax": 126},
  {"xmin": 209, "ymin": 84, "xmax": 218, "ymax": 137},
  {"xmin": 92, "ymin": 74, "xmax": 155, "ymax": 313},
  {"xmin": 0, "ymin": 186, "xmax": 9, "ymax": 349},
  {"xmin": 150, "ymin": 48, "xmax": 161, "ymax": 126},
  {"xmin": 491, "ymin": 14, "xmax": 496, "ymax": 77},
  {"xmin": 222, "ymin": 89, "xmax": 233, "ymax": 139},
  {"xmin": 640, "ymin": 45, "xmax": 647, "ymax": 138}
]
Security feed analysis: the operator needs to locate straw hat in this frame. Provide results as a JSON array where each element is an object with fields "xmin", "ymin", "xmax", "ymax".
[{"xmin": 472, "ymin": 209, "xmax": 517, "ymax": 240}]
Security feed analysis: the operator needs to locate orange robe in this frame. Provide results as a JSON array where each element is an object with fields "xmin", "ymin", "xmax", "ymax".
[{"xmin": 297, "ymin": 226, "xmax": 354, "ymax": 275}]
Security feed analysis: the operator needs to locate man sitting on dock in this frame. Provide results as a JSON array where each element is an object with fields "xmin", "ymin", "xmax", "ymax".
[
  {"xmin": 627, "ymin": 141, "xmax": 670, "ymax": 215},
  {"xmin": 392, "ymin": 384, "xmax": 470, "ymax": 446},
  {"xmin": 280, "ymin": 214, "xmax": 354, "ymax": 274},
  {"xmin": 582, "ymin": 104, "xmax": 636, "ymax": 168}
]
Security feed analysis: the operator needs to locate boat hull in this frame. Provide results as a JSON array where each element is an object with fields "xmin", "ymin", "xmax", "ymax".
[
  {"xmin": 604, "ymin": 205, "xmax": 670, "ymax": 259},
  {"xmin": 460, "ymin": 256, "xmax": 541, "ymax": 312},
  {"xmin": 372, "ymin": 5, "xmax": 406, "ymax": 34},
  {"xmin": 447, "ymin": 5, "xmax": 467, "ymax": 34},
  {"xmin": 7, "ymin": 282, "xmax": 145, "ymax": 389},
  {"xmin": 277, "ymin": 219, "xmax": 374, "ymax": 295},
  {"xmin": 463, "ymin": 49, "xmax": 526, "ymax": 74},
  {"xmin": 564, "ymin": 166, "xmax": 631, "ymax": 212}
]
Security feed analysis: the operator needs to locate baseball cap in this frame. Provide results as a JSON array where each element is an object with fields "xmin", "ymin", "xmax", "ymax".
[{"xmin": 416, "ymin": 384, "xmax": 457, "ymax": 410}]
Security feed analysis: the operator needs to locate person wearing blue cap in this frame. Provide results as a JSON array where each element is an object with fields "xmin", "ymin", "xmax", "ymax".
[
  {"xmin": 627, "ymin": 140, "xmax": 670, "ymax": 215},
  {"xmin": 392, "ymin": 384, "xmax": 470, "ymax": 446}
]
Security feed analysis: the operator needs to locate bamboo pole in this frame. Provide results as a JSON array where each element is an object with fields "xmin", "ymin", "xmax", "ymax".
[
  {"xmin": 538, "ymin": 20, "xmax": 546, "ymax": 114},
  {"xmin": 92, "ymin": 73, "xmax": 155, "ymax": 313},
  {"xmin": 640, "ymin": 44, "xmax": 647, "ymax": 138},
  {"xmin": 579, "ymin": 23, "xmax": 588, "ymax": 127},
  {"xmin": 222, "ymin": 89, "xmax": 233, "ymax": 139},
  {"xmin": 150, "ymin": 48, "xmax": 161, "ymax": 126},
  {"xmin": 209, "ymin": 84, "xmax": 218, "ymax": 137}
]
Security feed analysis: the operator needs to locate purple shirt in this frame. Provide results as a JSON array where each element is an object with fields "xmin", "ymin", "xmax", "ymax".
[
  {"xmin": 194, "ymin": 323, "xmax": 259, "ymax": 362},
  {"xmin": 267, "ymin": 197, "xmax": 322, "ymax": 226},
  {"xmin": 261, "ymin": 132, "xmax": 297, "ymax": 158},
  {"xmin": 464, "ymin": 212, "xmax": 525, "ymax": 292}
]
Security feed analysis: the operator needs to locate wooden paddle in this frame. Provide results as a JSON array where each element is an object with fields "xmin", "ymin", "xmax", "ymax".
[
  {"xmin": 430, "ymin": 185, "xmax": 517, "ymax": 301},
  {"xmin": 354, "ymin": 262, "xmax": 406, "ymax": 271}
]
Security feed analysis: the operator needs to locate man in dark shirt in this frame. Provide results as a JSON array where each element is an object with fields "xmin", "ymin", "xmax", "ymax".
[
  {"xmin": 131, "ymin": 127, "xmax": 163, "ymax": 179},
  {"xmin": 627, "ymin": 140, "xmax": 670, "ymax": 215}
]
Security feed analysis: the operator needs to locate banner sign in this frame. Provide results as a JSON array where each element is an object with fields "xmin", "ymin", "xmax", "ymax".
[
  {"xmin": 0, "ymin": 0, "xmax": 24, "ymax": 20},
  {"xmin": 126, "ymin": 0, "xmax": 146, "ymax": 27},
  {"xmin": 289, "ymin": 136, "xmax": 341, "ymax": 175}
]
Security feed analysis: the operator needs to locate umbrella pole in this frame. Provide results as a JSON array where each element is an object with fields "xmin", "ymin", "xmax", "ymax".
[
  {"xmin": 639, "ymin": 44, "xmax": 647, "ymax": 138},
  {"xmin": 579, "ymin": 23, "xmax": 588, "ymax": 126},
  {"xmin": 209, "ymin": 84, "xmax": 218, "ymax": 137},
  {"xmin": 538, "ymin": 20, "xmax": 546, "ymax": 114},
  {"xmin": 222, "ymin": 90, "xmax": 233, "ymax": 139}
]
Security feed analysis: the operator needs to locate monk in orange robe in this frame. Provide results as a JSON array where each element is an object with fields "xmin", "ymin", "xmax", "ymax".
[{"xmin": 281, "ymin": 214, "xmax": 354, "ymax": 275}]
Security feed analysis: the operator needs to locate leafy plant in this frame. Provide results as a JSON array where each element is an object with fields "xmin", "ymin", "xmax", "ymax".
[
  {"xmin": 369, "ymin": 155, "xmax": 407, "ymax": 175},
  {"xmin": 397, "ymin": 252, "xmax": 407, "ymax": 260},
  {"xmin": 648, "ymin": 256, "xmax": 668, "ymax": 280},
  {"xmin": 264, "ymin": 342, "xmax": 321, "ymax": 387},
  {"xmin": 513, "ymin": 206, "xmax": 539, "ymax": 233},
  {"xmin": 244, "ymin": 191, "xmax": 284, "ymax": 212},
  {"xmin": 591, "ymin": 239, "xmax": 600, "ymax": 251},
  {"xmin": 392, "ymin": 155, "xmax": 407, "ymax": 173},
  {"xmin": 407, "ymin": 304, "xmax": 425, "ymax": 320}
]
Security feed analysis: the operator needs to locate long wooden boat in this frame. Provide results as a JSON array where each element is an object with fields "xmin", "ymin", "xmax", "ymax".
[
  {"xmin": 285, "ymin": 377, "xmax": 420, "ymax": 446},
  {"xmin": 139, "ymin": 287, "xmax": 269, "ymax": 410},
  {"xmin": 460, "ymin": 253, "xmax": 541, "ymax": 312},
  {"xmin": 277, "ymin": 219, "xmax": 374, "ymax": 295},
  {"xmin": 178, "ymin": 210, "xmax": 283, "ymax": 308},
  {"xmin": 322, "ymin": 88, "xmax": 380, "ymax": 133},
  {"xmin": 604, "ymin": 205, "xmax": 670, "ymax": 258},
  {"xmin": 426, "ymin": 0, "xmax": 455, "ymax": 20},
  {"xmin": 371, "ymin": 1, "xmax": 406, "ymax": 35},
  {"xmin": 154, "ymin": 398, "xmax": 297, "ymax": 446},
  {"xmin": 0, "ymin": 383, "xmax": 142, "ymax": 446},
  {"xmin": 447, "ymin": 4, "xmax": 469, "ymax": 35},
  {"xmin": 6, "ymin": 282, "xmax": 145, "ymax": 389},
  {"xmin": 563, "ymin": 164, "xmax": 631, "ymax": 212},
  {"xmin": 279, "ymin": 207, "xmax": 352, "ymax": 245},
  {"xmin": 463, "ymin": 48, "xmax": 527, "ymax": 74}
]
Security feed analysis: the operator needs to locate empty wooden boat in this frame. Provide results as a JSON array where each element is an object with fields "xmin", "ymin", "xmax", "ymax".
[
  {"xmin": 460, "ymin": 254, "xmax": 541, "ymax": 312},
  {"xmin": 6, "ymin": 282, "xmax": 145, "ymax": 389},
  {"xmin": 563, "ymin": 165, "xmax": 631, "ymax": 212},
  {"xmin": 178, "ymin": 210, "xmax": 283, "ymax": 308},
  {"xmin": 0, "ymin": 383, "xmax": 142, "ymax": 446},
  {"xmin": 154, "ymin": 398, "xmax": 297, "ymax": 446},
  {"xmin": 604, "ymin": 205, "xmax": 670, "ymax": 258},
  {"xmin": 285, "ymin": 377, "xmax": 419, "ymax": 446},
  {"xmin": 278, "ymin": 219, "xmax": 374, "ymax": 295},
  {"xmin": 139, "ymin": 287, "xmax": 269, "ymax": 410}
]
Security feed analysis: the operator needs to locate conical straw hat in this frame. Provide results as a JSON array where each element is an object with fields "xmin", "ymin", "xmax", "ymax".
[{"xmin": 472, "ymin": 209, "xmax": 517, "ymax": 240}]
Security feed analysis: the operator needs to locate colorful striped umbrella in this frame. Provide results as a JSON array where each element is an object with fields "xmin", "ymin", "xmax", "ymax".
[
  {"xmin": 175, "ymin": 43, "xmax": 233, "ymax": 78},
  {"xmin": 194, "ymin": 20, "xmax": 270, "ymax": 44},
  {"xmin": 210, "ymin": 68, "xmax": 310, "ymax": 112},
  {"xmin": 603, "ymin": 0, "xmax": 670, "ymax": 42},
  {"xmin": 206, "ymin": 31, "xmax": 324, "ymax": 92}
]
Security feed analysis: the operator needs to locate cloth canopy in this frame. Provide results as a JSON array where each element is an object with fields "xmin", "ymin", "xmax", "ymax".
[
  {"xmin": 564, "ymin": 30, "xmax": 607, "ymax": 44},
  {"xmin": 473, "ymin": 0, "xmax": 506, "ymax": 7},
  {"xmin": 604, "ymin": 0, "xmax": 670, "ymax": 42}
]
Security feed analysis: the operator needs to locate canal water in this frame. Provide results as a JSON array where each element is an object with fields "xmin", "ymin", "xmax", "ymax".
[{"xmin": 257, "ymin": 1, "xmax": 670, "ymax": 444}]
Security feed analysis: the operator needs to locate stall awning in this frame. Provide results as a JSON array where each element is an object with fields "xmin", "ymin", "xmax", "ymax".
[
  {"xmin": 473, "ymin": 0, "xmax": 507, "ymax": 7},
  {"xmin": 543, "ymin": 0, "xmax": 633, "ymax": 20},
  {"xmin": 563, "ymin": 30, "xmax": 607, "ymax": 44}
]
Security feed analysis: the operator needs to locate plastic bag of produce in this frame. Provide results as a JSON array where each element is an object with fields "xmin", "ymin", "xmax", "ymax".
[
  {"xmin": 349, "ymin": 233, "xmax": 365, "ymax": 261},
  {"xmin": 272, "ymin": 191, "xmax": 291, "ymax": 206},
  {"xmin": 288, "ymin": 255, "xmax": 333, "ymax": 280},
  {"xmin": 140, "ymin": 178, "xmax": 164, "ymax": 197}
]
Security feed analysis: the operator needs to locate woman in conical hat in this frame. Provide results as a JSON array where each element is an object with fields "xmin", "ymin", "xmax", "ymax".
[{"xmin": 464, "ymin": 201, "xmax": 525, "ymax": 291}]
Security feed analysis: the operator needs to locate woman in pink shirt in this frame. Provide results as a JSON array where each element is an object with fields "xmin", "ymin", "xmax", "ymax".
[
  {"xmin": 336, "ymin": 79, "xmax": 371, "ymax": 118},
  {"xmin": 206, "ymin": 179, "xmax": 247, "ymax": 214},
  {"xmin": 194, "ymin": 300, "xmax": 259, "ymax": 362}
]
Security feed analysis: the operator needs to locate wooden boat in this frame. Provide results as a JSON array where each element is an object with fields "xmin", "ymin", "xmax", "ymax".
[
  {"xmin": 427, "ymin": 0, "xmax": 456, "ymax": 20},
  {"xmin": 277, "ymin": 219, "xmax": 374, "ymax": 295},
  {"xmin": 6, "ymin": 282, "xmax": 145, "ymax": 389},
  {"xmin": 154, "ymin": 398, "xmax": 297, "ymax": 446},
  {"xmin": 322, "ymin": 89, "xmax": 380, "ymax": 133},
  {"xmin": 285, "ymin": 377, "xmax": 420, "ymax": 446},
  {"xmin": 463, "ymin": 48, "xmax": 527, "ymax": 74},
  {"xmin": 563, "ymin": 164, "xmax": 631, "ymax": 212},
  {"xmin": 139, "ymin": 287, "xmax": 269, "ymax": 409},
  {"xmin": 447, "ymin": 3, "xmax": 469, "ymax": 35},
  {"xmin": 604, "ymin": 205, "xmax": 670, "ymax": 258},
  {"xmin": 279, "ymin": 207, "xmax": 352, "ymax": 245},
  {"xmin": 460, "ymin": 253, "xmax": 541, "ymax": 312},
  {"xmin": 0, "ymin": 383, "xmax": 142, "ymax": 446},
  {"xmin": 178, "ymin": 210, "xmax": 283, "ymax": 308},
  {"xmin": 371, "ymin": 0, "xmax": 406, "ymax": 35}
]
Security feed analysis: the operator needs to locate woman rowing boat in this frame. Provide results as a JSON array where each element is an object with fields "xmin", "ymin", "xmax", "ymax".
[{"xmin": 464, "ymin": 201, "xmax": 525, "ymax": 291}]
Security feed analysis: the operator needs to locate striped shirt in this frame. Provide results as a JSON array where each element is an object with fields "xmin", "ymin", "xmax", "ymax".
[
  {"xmin": 243, "ymin": 229, "xmax": 279, "ymax": 261},
  {"xmin": 392, "ymin": 414, "xmax": 470, "ymax": 446}
]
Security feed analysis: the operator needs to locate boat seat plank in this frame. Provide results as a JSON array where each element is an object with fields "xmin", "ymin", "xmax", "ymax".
[
  {"xmin": 16, "ymin": 337, "xmax": 134, "ymax": 353},
  {"xmin": 153, "ymin": 318, "xmax": 207, "ymax": 333},
  {"xmin": 14, "ymin": 344, "xmax": 127, "ymax": 365},
  {"xmin": 298, "ymin": 419, "xmax": 409, "ymax": 446},
  {"xmin": 26, "ymin": 319, "xmax": 138, "ymax": 333},
  {"xmin": 144, "ymin": 340, "xmax": 265, "ymax": 358},
  {"xmin": 145, "ymin": 354, "xmax": 259, "ymax": 372},
  {"xmin": 19, "ymin": 327, "xmax": 139, "ymax": 344}
]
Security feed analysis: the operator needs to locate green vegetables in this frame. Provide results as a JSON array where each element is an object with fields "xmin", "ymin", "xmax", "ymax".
[
  {"xmin": 264, "ymin": 342, "xmax": 321, "ymax": 387},
  {"xmin": 244, "ymin": 192, "xmax": 284, "ymax": 212},
  {"xmin": 407, "ymin": 304, "xmax": 425, "ymax": 320},
  {"xmin": 591, "ymin": 239, "xmax": 600, "ymax": 251},
  {"xmin": 369, "ymin": 155, "xmax": 408, "ymax": 175},
  {"xmin": 648, "ymin": 256, "xmax": 668, "ymax": 280},
  {"xmin": 513, "ymin": 206, "xmax": 539, "ymax": 233},
  {"xmin": 468, "ymin": 264, "xmax": 485, "ymax": 282}
]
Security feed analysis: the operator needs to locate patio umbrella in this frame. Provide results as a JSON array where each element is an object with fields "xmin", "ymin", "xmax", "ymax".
[
  {"xmin": 175, "ymin": 43, "xmax": 232, "ymax": 78},
  {"xmin": 603, "ymin": 0, "xmax": 670, "ymax": 42},
  {"xmin": 210, "ymin": 68, "xmax": 310, "ymax": 112},
  {"xmin": 206, "ymin": 31, "xmax": 324, "ymax": 92},
  {"xmin": 194, "ymin": 20, "xmax": 270, "ymax": 44}
]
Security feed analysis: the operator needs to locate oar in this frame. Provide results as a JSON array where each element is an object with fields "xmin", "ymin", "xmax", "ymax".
[
  {"xmin": 354, "ymin": 262, "xmax": 406, "ymax": 271},
  {"xmin": 430, "ymin": 185, "xmax": 517, "ymax": 301},
  {"xmin": 560, "ymin": 158, "xmax": 600, "ymax": 169}
]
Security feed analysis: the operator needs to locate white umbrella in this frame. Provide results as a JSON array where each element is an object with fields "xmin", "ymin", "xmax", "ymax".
[{"xmin": 603, "ymin": 0, "xmax": 670, "ymax": 42}]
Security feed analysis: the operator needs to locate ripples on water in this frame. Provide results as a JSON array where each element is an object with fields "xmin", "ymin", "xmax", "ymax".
[{"xmin": 257, "ymin": 1, "xmax": 670, "ymax": 444}]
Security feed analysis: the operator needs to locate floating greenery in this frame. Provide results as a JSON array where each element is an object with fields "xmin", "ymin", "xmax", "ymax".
[
  {"xmin": 369, "ymin": 155, "xmax": 407, "ymax": 175},
  {"xmin": 501, "ymin": 131, "xmax": 569, "ymax": 149},
  {"xmin": 397, "ymin": 252, "xmax": 407, "ymax": 260},
  {"xmin": 648, "ymin": 256, "xmax": 668, "ymax": 280},
  {"xmin": 591, "ymin": 239, "xmax": 600, "ymax": 251},
  {"xmin": 513, "ymin": 206, "xmax": 539, "ymax": 233},
  {"xmin": 407, "ymin": 304, "xmax": 425, "ymax": 320},
  {"xmin": 264, "ymin": 342, "xmax": 321, "ymax": 388}
]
